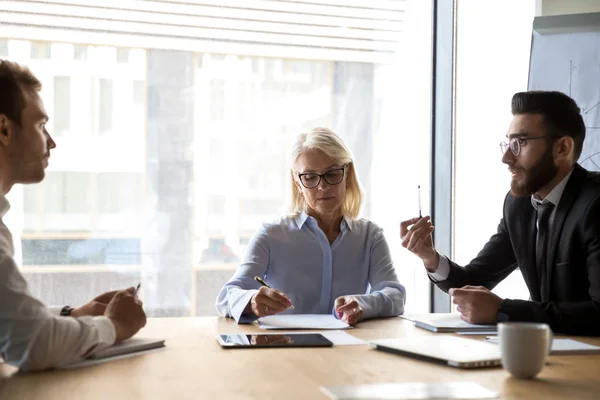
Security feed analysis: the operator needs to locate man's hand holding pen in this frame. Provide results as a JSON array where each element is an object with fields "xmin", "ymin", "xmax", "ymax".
[{"xmin": 399, "ymin": 216, "xmax": 439, "ymax": 272}]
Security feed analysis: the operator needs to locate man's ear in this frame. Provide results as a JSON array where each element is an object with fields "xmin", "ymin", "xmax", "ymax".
[
  {"xmin": 555, "ymin": 136, "xmax": 574, "ymax": 161},
  {"xmin": 0, "ymin": 115, "xmax": 12, "ymax": 147}
]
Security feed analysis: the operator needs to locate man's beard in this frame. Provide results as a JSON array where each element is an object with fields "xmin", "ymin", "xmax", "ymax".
[{"xmin": 510, "ymin": 148, "xmax": 557, "ymax": 197}]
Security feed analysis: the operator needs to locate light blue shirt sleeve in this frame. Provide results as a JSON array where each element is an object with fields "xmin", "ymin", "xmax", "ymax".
[
  {"xmin": 350, "ymin": 229, "xmax": 406, "ymax": 320},
  {"xmin": 215, "ymin": 226, "xmax": 267, "ymax": 323}
]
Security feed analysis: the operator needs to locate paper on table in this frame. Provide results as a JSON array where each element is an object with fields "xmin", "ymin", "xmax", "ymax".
[
  {"xmin": 485, "ymin": 337, "xmax": 600, "ymax": 355},
  {"xmin": 413, "ymin": 314, "xmax": 495, "ymax": 333},
  {"xmin": 60, "ymin": 347, "xmax": 165, "ymax": 369},
  {"xmin": 59, "ymin": 338, "xmax": 166, "ymax": 369},
  {"xmin": 320, "ymin": 381, "xmax": 498, "ymax": 400},
  {"xmin": 306, "ymin": 330, "xmax": 365, "ymax": 346},
  {"xmin": 258, "ymin": 314, "xmax": 351, "ymax": 330}
]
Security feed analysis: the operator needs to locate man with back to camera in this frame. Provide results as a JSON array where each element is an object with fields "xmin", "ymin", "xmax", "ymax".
[
  {"xmin": 401, "ymin": 90, "xmax": 600, "ymax": 336},
  {"xmin": 0, "ymin": 59, "xmax": 147, "ymax": 371}
]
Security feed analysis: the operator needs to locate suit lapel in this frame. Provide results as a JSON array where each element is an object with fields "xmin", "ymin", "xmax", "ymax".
[{"xmin": 543, "ymin": 164, "xmax": 587, "ymax": 301}]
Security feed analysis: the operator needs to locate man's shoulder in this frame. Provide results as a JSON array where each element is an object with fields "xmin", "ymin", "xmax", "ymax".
[
  {"xmin": 583, "ymin": 170, "xmax": 600, "ymax": 189},
  {"xmin": 576, "ymin": 170, "xmax": 600, "ymax": 202}
]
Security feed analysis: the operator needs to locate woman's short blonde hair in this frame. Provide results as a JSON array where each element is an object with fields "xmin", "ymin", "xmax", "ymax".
[{"xmin": 288, "ymin": 127, "xmax": 363, "ymax": 219}]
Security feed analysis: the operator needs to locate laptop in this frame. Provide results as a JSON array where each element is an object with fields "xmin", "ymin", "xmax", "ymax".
[{"xmin": 370, "ymin": 336, "xmax": 501, "ymax": 369}]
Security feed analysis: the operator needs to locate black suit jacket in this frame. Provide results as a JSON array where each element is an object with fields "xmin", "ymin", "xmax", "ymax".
[{"xmin": 435, "ymin": 164, "xmax": 600, "ymax": 335}]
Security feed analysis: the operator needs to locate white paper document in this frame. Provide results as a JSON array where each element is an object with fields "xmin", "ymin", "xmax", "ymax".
[
  {"xmin": 257, "ymin": 314, "xmax": 351, "ymax": 330},
  {"xmin": 412, "ymin": 314, "xmax": 495, "ymax": 333},
  {"xmin": 321, "ymin": 381, "xmax": 498, "ymax": 400},
  {"xmin": 485, "ymin": 337, "xmax": 600, "ymax": 355},
  {"xmin": 60, "ymin": 338, "xmax": 166, "ymax": 369},
  {"xmin": 317, "ymin": 330, "xmax": 365, "ymax": 345}
]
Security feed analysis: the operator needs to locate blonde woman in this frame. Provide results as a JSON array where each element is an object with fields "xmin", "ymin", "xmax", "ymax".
[{"xmin": 216, "ymin": 128, "xmax": 405, "ymax": 325}]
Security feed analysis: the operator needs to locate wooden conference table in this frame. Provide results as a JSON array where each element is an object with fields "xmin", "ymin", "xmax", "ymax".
[{"xmin": 1, "ymin": 317, "xmax": 599, "ymax": 399}]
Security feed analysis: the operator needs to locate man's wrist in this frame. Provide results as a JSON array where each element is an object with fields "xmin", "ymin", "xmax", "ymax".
[
  {"xmin": 60, "ymin": 305, "xmax": 74, "ymax": 316},
  {"xmin": 423, "ymin": 252, "xmax": 440, "ymax": 273}
]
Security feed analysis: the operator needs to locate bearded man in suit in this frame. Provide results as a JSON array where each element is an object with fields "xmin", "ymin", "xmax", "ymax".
[{"xmin": 401, "ymin": 90, "xmax": 600, "ymax": 336}]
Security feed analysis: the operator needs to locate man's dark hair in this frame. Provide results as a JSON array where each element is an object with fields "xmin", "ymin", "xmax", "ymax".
[
  {"xmin": 511, "ymin": 90, "xmax": 586, "ymax": 161},
  {"xmin": 0, "ymin": 59, "xmax": 42, "ymax": 126}
]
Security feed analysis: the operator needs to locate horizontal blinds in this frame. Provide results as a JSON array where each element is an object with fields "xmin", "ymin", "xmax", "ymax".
[{"xmin": 0, "ymin": 0, "xmax": 407, "ymax": 63}]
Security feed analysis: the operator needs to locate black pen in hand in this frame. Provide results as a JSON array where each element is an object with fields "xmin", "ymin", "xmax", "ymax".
[{"xmin": 253, "ymin": 276, "xmax": 295, "ymax": 309}]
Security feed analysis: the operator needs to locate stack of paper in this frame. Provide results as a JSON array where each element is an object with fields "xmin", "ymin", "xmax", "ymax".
[
  {"xmin": 257, "ymin": 314, "xmax": 351, "ymax": 330},
  {"xmin": 485, "ymin": 337, "xmax": 600, "ymax": 355},
  {"xmin": 409, "ymin": 314, "xmax": 496, "ymax": 333}
]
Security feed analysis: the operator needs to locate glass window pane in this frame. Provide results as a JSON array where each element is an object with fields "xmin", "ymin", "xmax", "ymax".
[
  {"xmin": 8, "ymin": 2, "xmax": 433, "ymax": 317},
  {"xmin": 30, "ymin": 42, "xmax": 51, "ymax": 59},
  {"xmin": 116, "ymin": 48, "xmax": 130, "ymax": 63},
  {"xmin": 53, "ymin": 76, "xmax": 71, "ymax": 135},
  {"xmin": 99, "ymin": 79, "xmax": 113, "ymax": 134},
  {"xmin": 0, "ymin": 40, "xmax": 8, "ymax": 57},
  {"xmin": 73, "ymin": 45, "xmax": 88, "ymax": 61},
  {"xmin": 454, "ymin": 0, "xmax": 536, "ymax": 300}
]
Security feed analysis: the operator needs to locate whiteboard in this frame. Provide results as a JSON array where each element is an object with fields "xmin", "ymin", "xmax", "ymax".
[{"xmin": 529, "ymin": 13, "xmax": 600, "ymax": 171}]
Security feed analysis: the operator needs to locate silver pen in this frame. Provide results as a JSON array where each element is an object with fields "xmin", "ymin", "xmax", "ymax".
[{"xmin": 418, "ymin": 185, "xmax": 422, "ymax": 218}]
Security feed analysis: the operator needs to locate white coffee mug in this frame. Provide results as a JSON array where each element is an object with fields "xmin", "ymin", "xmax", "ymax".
[{"xmin": 498, "ymin": 322, "xmax": 553, "ymax": 379}]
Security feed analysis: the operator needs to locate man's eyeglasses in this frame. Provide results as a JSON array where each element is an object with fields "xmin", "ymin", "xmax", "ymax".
[
  {"xmin": 499, "ymin": 136, "xmax": 551, "ymax": 156},
  {"xmin": 298, "ymin": 167, "xmax": 345, "ymax": 189}
]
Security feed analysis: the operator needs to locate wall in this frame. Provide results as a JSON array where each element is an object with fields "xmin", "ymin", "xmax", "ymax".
[{"xmin": 538, "ymin": 0, "xmax": 600, "ymax": 16}]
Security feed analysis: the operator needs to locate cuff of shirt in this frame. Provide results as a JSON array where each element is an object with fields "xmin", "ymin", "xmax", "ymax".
[
  {"xmin": 48, "ymin": 306, "xmax": 63, "ymax": 316},
  {"xmin": 93, "ymin": 316, "xmax": 117, "ymax": 346},
  {"xmin": 331, "ymin": 294, "xmax": 382, "ymax": 321},
  {"xmin": 354, "ymin": 293, "xmax": 382, "ymax": 320},
  {"xmin": 428, "ymin": 254, "xmax": 450, "ymax": 282},
  {"xmin": 230, "ymin": 289, "xmax": 259, "ymax": 324}
]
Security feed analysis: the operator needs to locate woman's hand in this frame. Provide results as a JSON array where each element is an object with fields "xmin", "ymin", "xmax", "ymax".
[
  {"xmin": 334, "ymin": 295, "xmax": 363, "ymax": 325},
  {"xmin": 249, "ymin": 286, "xmax": 293, "ymax": 317}
]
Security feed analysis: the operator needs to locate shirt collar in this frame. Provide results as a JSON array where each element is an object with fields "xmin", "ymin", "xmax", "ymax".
[
  {"xmin": 0, "ymin": 193, "xmax": 10, "ymax": 218},
  {"xmin": 530, "ymin": 167, "xmax": 574, "ymax": 209},
  {"xmin": 294, "ymin": 211, "xmax": 352, "ymax": 232}
]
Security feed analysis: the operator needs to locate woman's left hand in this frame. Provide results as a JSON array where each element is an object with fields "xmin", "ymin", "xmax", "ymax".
[{"xmin": 334, "ymin": 296, "xmax": 363, "ymax": 325}]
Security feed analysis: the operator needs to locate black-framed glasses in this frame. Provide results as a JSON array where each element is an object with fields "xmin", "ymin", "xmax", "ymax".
[
  {"xmin": 298, "ymin": 167, "xmax": 345, "ymax": 189},
  {"xmin": 499, "ymin": 136, "xmax": 551, "ymax": 156}
]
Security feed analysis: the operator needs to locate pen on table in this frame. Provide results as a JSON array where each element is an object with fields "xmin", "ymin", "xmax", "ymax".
[
  {"xmin": 418, "ymin": 185, "xmax": 422, "ymax": 218},
  {"xmin": 253, "ymin": 276, "xmax": 295, "ymax": 309},
  {"xmin": 133, "ymin": 283, "xmax": 141, "ymax": 297}
]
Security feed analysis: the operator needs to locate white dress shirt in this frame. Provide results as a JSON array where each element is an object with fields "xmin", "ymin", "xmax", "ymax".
[
  {"xmin": 430, "ymin": 168, "xmax": 574, "ymax": 282},
  {"xmin": 0, "ymin": 194, "xmax": 116, "ymax": 371}
]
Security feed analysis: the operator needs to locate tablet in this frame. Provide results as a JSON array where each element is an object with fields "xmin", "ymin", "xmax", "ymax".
[{"xmin": 217, "ymin": 333, "xmax": 333, "ymax": 348}]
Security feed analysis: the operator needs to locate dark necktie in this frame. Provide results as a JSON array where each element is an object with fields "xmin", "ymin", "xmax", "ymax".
[{"xmin": 535, "ymin": 202, "xmax": 555, "ymax": 282}]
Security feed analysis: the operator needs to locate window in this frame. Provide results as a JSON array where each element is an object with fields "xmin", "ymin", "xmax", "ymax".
[
  {"xmin": 453, "ymin": 0, "xmax": 536, "ymax": 301},
  {"xmin": 116, "ymin": 48, "xmax": 130, "ymax": 63},
  {"xmin": 209, "ymin": 79, "xmax": 225, "ymax": 120},
  {"xmin": 96, "ymin": 172, "xmax": 143, "ymax": 214},
  {"xmin": 53, "ymin": 76, "xmax": 71, "ymax": 135},
  {"xmin": 0, "ymin": 40, "xmax": 8, "ymax": 57},
  {"xmin": 133, "ymin": 80, "xmax": 145, "ymax": 106},
  {"xmin": 74, "ymin": 45, "xmax": 88, "ymax": 61},
  {"xmin": 7, "ymin": 1, "xmax": 433, "ymax": 316},
  {"xmin": 30, "ymin": 42, "xmax": 51, "ymax": 59},
  {"xmin": 99, "ymin": 79, "xmax": 113, "ymax": 134},
  {"xmin": 43, "ymin": 172, "xmax": 91, "ymax": 214}
]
